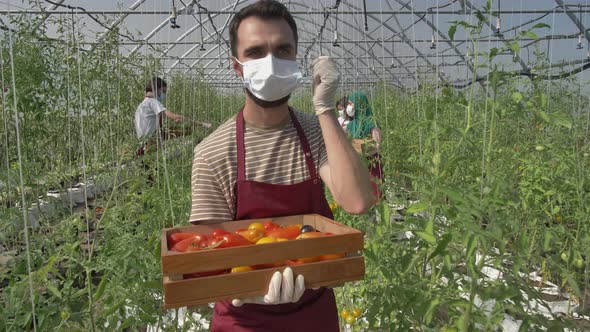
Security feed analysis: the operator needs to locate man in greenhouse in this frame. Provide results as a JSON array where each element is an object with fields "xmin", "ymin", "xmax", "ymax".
[
  {"xmin": 134, "ymin": 77, "xmax": 189, "ymax": 156},
  {"xmin": 189, "ymin": 0, "xmax": 373, "ymax": 331}
]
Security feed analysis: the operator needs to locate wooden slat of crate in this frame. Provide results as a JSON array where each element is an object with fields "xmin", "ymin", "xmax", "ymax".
[
  {"xmin": 161, "ymin": 214, "xmax": 363, "ymax": 275},
  {"xmin": 163, "ymin": 255, "xmax": 365, "ymax": 309}
]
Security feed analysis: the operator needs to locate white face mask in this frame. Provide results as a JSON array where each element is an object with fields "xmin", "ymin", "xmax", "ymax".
[
  {"xmin": 346, "ymin": 104, "xmax": 355, "ymax": 117},
  {"xmin": 157, "ymin": 92, "xmax": 166, "ymax": 104},
  {"xmin": 235, "ymin": 54, "xmax": 303, "ymax": 102}
]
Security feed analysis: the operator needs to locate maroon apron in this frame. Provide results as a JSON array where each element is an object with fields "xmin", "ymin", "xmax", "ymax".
[{"xmin": 210, "ymin": 108, "xmax": 339, "ymax": 332}]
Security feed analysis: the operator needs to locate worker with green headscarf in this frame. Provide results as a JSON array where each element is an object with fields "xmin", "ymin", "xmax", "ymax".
[{"xmin": 345, "ymin": 91, "xmax": 383, "ymax": 202}]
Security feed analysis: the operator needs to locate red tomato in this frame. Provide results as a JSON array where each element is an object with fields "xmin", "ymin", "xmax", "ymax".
[
  {"xmin": 211, "ymin": 229, "xmax": 230, "ymax": 238},
  {"xmin": 170, "ymin": 234, "xmax": 208, "ymax": 252},
  {"xmin": 267, "ymin": 226, "xmax": 301, "ymax": 240},
  {"xmin": 234, "ymin": 228, "xmax": 248, "ymax": 234},
  {"xmin": 168, "ymin": 233, "xmax": 197, "ymax": 247},
  {"xmin": 263, "ymin": 221, "xmax": 280, "ymax": 232},
  {"xmin": 214, "ymin": 233, "xmax": 251, "ymax": 248}
]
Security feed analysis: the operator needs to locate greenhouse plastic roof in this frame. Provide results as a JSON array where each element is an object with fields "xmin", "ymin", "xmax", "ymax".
[{"xmin": 1, "ymin": 0, "xmax": 590, "ymax": 88}]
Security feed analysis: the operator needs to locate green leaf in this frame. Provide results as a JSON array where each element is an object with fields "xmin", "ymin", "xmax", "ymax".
[
  {"xmin": 488, "ymin": 47, "xmax": 499, "ymax": 60},
  {"xmin": 428, "ymin": 233, "xmax": 452, "ymax": 261},
  {"xmin": 510, "ymin": 42, "xmax": 520, "ymax": 53},
  {"xmin": 380, "ymin": 201, "xmax": 390, "ymax": 224},
  {"xmin": 550, "ymin": 112, "xmax": 572, "ymax": 129},
  {"xmin": 524, "ymin": 31, "xmax": 539, "ymax": 40},
  {"xmin": 416, "ymin": 231, "xmax": 436, "ymax": 244},
  {"xmin": 531, "ymin": 23, "xmax": 550, "ymax": 30},
  {"xmin": 511, "ymin": 91, "xmax": 523, "ymax": 103},
  {"xmin": 466, "ymin": 234, "xmax": 478, "ymax": 260},
  {"xmin": 538, "ymin": 111, "xmax": 551, "ymax": 123},
  {"xmin": 94, "ymin": 275, "xmax": 108, "ymax": 301},
  {"xmin": 46, "ymin": 282, "xmax": 62, "ymax": 299},
  {"xmin": 425, "ymin": 219, "xmax": 434, "ymax": 235},
  {"xmin": 425, "ymin": 297, "xmax": 440, "ymax": 324},
  {"xmin": 449, "ymin": 25, "xmax": 457, "ymax": 41},
  {"xmin": 103, "ymin": 298, "xmax": 126, "ymax": 317},
  {"xmin": 543, "ymin": 230, "xmax": 553, "ymax": 252},
  {"xmin": 475, "ymin": 10, "xmax": 487, "ymax": 24},
  {"xmin": 442, "ymin": 187, "xmax": 465, "ymax": 203},
  {"xmin": 407, "ymin": 201, "xmax": 429, "ymax": 214}
]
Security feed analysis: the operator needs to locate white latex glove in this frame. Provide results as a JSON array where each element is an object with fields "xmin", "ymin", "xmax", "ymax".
[
  {"xmin": 312, "ymin": 56, "xmax": 341, "ymax": 116},
  {"xmin": 231, "ymin": 267, "xmax": 305, "ymax": 307}
]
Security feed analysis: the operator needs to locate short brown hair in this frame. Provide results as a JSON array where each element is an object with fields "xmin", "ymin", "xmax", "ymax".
[
  {"xmin": 145, "ymin": 77, "xmax": 167, "ymax": 93},
  {"xmin": 229, "ymin": 0, "xmax": 298, "ymax": 57}
]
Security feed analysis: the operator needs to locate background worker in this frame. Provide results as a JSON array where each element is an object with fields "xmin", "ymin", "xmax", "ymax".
[
  {"xmin": 189, "ymin": 1, "xmax": 373, "ymax": 331},
  {"xmin": 346, "ymin": 91, "xmax": 384, "ymax": 202},
  {"xmin": 336, "ymin": 95, "xmax": 351, "ymax": 131},
  {"xmin": 134, "ymin": 77, "xmax": 211, "ymax": 156}
]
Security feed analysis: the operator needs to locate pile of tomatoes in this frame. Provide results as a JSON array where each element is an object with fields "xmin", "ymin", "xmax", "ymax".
[{"xmin": 167, "ymin": 221, "xmax": 346, "ymax": 278}]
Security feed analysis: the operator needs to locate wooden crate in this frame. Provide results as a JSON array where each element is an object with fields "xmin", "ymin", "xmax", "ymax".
[{"xmin": 161, "ymin": 214, "xmax": 365, "ymax": 309}]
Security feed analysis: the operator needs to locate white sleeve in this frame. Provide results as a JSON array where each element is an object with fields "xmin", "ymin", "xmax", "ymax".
[{"xmin": 150, "ymin": 99, "xmax": 166, "ymax": 115}]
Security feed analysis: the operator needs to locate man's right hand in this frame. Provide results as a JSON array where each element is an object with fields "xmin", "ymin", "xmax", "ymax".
[{"xmin": 312, "ymin": 56, "xmax": 340, "ymax": 116}]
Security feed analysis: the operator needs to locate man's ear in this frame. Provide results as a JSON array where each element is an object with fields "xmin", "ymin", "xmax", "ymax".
[{"xmin": 232, "ymin": 57, "xmax": 243, "ymax": 78}]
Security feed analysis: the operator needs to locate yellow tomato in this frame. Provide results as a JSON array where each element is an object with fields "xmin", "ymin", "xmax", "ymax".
[
  {"xmin": 340, "ymin": 309, "xmax": 349, "ymax": 319},
  {"xmin": 351, "ymin": 308, "xmax": 362, "ymax": 317},
  {"xmin": 293, "ymin": 224, "xmax": 303, "ymax": 229},
  {"xmin": 248, "ymin": 222, "xmax": 265, "ymax": 233},
  {"xmin": 276, "ymin": 238, "xmax": 289, "ymax": 242},
  {"xmin": 256, "ymin": 237, "xmax": 277, "ymax": 244},
  {"xmin": 239, "ymin": 229, "xmax": 263, "ymax": 243},
  {"xmin": 231, "ymin": 266, "xmax": 254, "ymax": 273}
]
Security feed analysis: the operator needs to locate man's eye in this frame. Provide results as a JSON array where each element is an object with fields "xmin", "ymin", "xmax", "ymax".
[
  {"xmin": 249, "ymin": 50, "xmax": 263, "ymax": 58},
  {"xmin": 276, "ymin": 49, "xmax": 291, "ymax": 58}
]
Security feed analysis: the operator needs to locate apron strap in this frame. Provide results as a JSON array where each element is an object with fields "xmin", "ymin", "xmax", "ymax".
[
  {"xmin": 235, "ymin": 107, "xmax": 318, "ymax": 182},
  {"xmin": 287, "ymin": 108, "xmax": 318, "ymax": 179},
  {"xmin": 236, "ymin": 107, "xmax": 247, "ymax": 182}
]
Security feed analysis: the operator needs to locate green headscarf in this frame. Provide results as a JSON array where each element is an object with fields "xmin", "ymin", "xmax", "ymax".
[{"xmin": 346, "ymin": 91, "xmax": 376, "ymax": 139}]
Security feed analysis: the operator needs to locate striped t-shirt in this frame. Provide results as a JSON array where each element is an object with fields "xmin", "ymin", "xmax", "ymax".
[{"xmin": 190, "ymin": 109, "xmax": 327, "ymax": 223}]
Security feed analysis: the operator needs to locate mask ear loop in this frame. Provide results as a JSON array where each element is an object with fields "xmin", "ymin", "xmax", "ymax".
[{"xmin": 233, "ymin": 56, "xmax": 244, "ymax": 66}]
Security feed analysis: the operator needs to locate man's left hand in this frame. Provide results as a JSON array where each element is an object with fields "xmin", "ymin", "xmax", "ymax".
[{"xmin": 312, "ymin": 56, "xmax": 340, "ymax": 116}]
